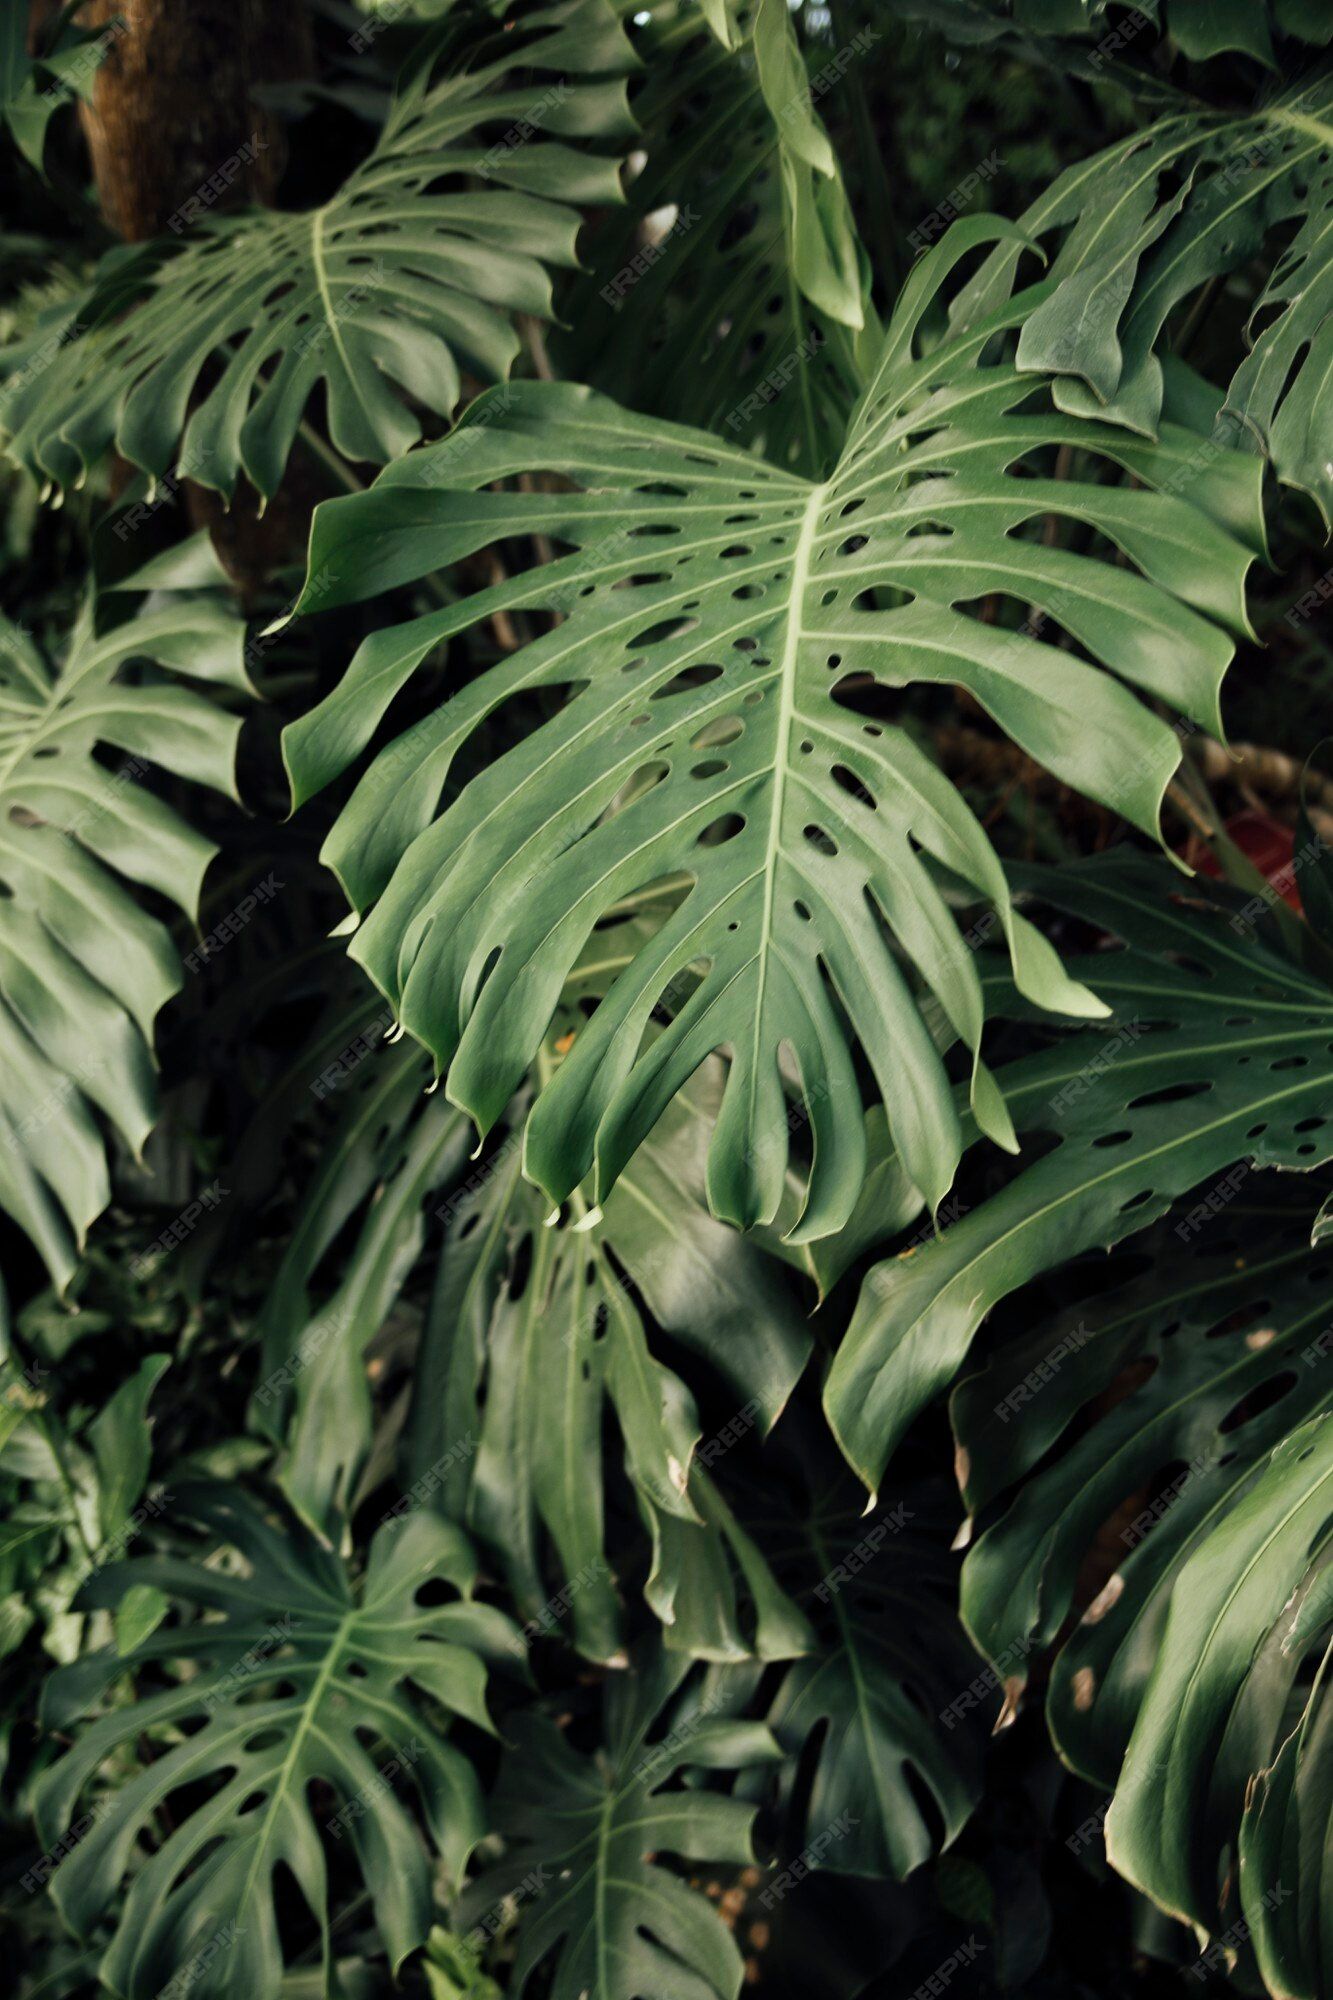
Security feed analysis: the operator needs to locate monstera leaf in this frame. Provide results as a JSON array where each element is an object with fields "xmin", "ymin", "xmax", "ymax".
[
  {"xmin": 463, "ymin": 1648, "xmax": 781, "ymax": 2000},
  {"xmin": 951, "ymin": 70, "xmax": 1333, "ymax": 521},
  {"xmin": 949, "ymin": 1183, "xmax": 1333, "ymax": 1988},
  {"xmin": 35, "ymin": 1485, "xmax": 520, "ymax": 2000},
  {"xmin": 747, "ymin": 1435, "xmax": 983, "ymax": 1879},
  {"xmin": 0, "ymin": 0, "xmax": 635, "ymax": 501},
  {"xmin": 1107, "ymin": 1419, "xmax": 1333, "ymax": 1995},
  {"xmin": 405, "ymin": 1043, "xmax": 811, "ymax": 1663},
  {"xmin": 560, "ymin": 0, "xmax": 873, "ymax": 476},
  {"xmin": 0, "ymin": 2, "xmax": 119, "ymax": 170},
  {"xmin": 0, "ymin": 577, "xmax": 247, "ymax": 1286},
  {"xmin": 825, "ymin": 851, "xmax": 1333, "ymax": 1499},
  {"xmin": 888, "ymin": 0, "xmax": 1333, "ymax": 67},
  {"xmin": 284, "ymin": 216, "xmax": 1260, "ymax": 1243}
]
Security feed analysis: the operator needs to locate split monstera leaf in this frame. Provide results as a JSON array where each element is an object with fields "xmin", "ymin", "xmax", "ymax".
[{"xmin": 284, "ymin": 217, "xmax": 1262, "ymax": 1242}]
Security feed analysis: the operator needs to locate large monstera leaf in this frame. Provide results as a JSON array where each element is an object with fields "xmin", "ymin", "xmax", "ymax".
[
  {"xmin": 285, "ymin": 217, "xmax": 1260, "ymax": 1242},
  {"xmin": 462, "ymin": 1649, "xmax": 781, "ymax": 2000},
  {"xmin": 560, "ymin": 0, "xmax": 873, "ymax": 477},
  {"xmin": 824, "ymin": 851, "xmax": 1333, "ymax": 1500},
  {"xmin": 0, "ymin": 0, "xmax": 635, "ymax": 501},
  {"xmin": 949, "ymin": 1185, "xmax": 1333, "ymax": 1990},
  {"xmin": 36, "ymin": 1485, "xmax": 519, "ymax": 2000},
  {"xmin": 747, "ymin": 1438, "xmax": 984, "ymax": 1880},
  {"xmin": 952, "ymin": 70, "xmax": 1333, "ymax": 521},
  {"xmin": 406, "ymin": 1049, "xmax": 813, "ymax": 1664},
  {"xmin": 1109, "ymin": 1419, "xmax": 1333, "ymax": 1995},
  {"xmin": 0, "ymin": 585, "xmax": 247, "ymax": 1286}
]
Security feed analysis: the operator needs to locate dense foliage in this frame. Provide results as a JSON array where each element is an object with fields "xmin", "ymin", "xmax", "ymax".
[{"xmin": 3, "ymin": 1, "xmax": 1333, "ymax": 1995}]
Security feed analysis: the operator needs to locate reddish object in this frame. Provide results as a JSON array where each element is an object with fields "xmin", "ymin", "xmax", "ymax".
[{"xmin": 1191, "ymin": 808, "xmax": 1303, "ymax": 910}]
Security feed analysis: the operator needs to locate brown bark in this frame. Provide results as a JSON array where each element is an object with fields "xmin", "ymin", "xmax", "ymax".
[
  {"xmin": 75, "ymin": 0, "xmax": 313, "ymax": 242},
  {"xmin": 69, "ymin": 1, "xmax": 321, "ymax": 600}
]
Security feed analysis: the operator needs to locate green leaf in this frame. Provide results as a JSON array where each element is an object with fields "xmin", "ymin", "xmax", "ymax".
[
  {"xmin": 285, "ymin": 217, "xmax": 1258, "ymax": 1243},
  {"xmin": 1, "ymin": 0, "xmax": 636, "ymax": 501},
  {"xmin": 114, "ymin": 1582, "xmax": 168, "ymax": 1656},
  {"xmin": 946, "ymin": 1178, "xmax": 1332, "ymax": 1725},
  {"xmin": 0, "ymin": 589, "xmax": 247, "ymax": 1285},
  {"xmin": 945, "ymin": 1179, "xmax": 1333, "ymax": 1987},
  {"xmin": 407, "ymin": 1050, "xmax": 812, "ymax": 1662},
  {"xmin": 954, "ymin": 73, "xmax": 1333, "ymax": 521},
  {"xmin": 464, "ymin": 1648, "xmax": 781, "ymax": 2000},
  {"xmin": 559, "ymin": 0, "xmax": 875, "ymax": 477},
  {"xmin": 1106, "ymin": 1419, "xmax": 1333, "ymax": 1983},
  {"xmin": 755, "ymin": 1444, "xmax": 984, "ymax": 1878},
  {"xmin": 37, "ymin": 1485, "xmax": 520, "ymax": 2000},
  {"xmin": 0, "ymin": 6, "xmax": 119, "ymax": 170},
  {"xmin": 825, "ymin": 851, "xmax": 1333, "ymax": 1499},
  {"xmin": 88, "ymin": 1352, "xmax": 171, "ymax": 1542}
]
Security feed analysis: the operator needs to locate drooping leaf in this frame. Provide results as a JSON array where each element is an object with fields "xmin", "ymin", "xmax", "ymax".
[
  {"xmin": 1, "ymin": 0, "xmax": 636, "ymax": 501},
  {"xmin": 560, "ymin": 0, "xmax": 874, "ymax": 477},
  {"xmin": 825, "ymin": 851, "xmax": 1333, "ymax": 1499},
  {"xmin": 1105, "ymin": 1418, "xmax": 1333, "ymax": 1994},
  {"xmin": 405, "ymin": 1047, "xmax": 812, "ymax": 1663},
  {"xmin": 953, "ymin": 71, "xmax": 1333, "ymax": 521},
  {"xmin": 945, "ymin": 1176, "xmax": 1333, "ymax": 1988},
  {"xmin": 285, "ymin": 217, "xmax": 1260, "ymax": 1243},
  {"xmin": 37, "ymin": 1485, "xmax": 520, "ymax": 2000},
  {"xmin": 0, "ymin": 582, "xmax": 248, "ymax": 1285},
  {"xmin": 752, "ymin": 1437, "xmax": 984, "ymax": 1879},
  {"xmin": 462, "ymin": 1647, "xmax": 781, "ymax": 2000},
  {"xmin": 0, "ymin": 3, "xmax": 119, "ymax": 171}
]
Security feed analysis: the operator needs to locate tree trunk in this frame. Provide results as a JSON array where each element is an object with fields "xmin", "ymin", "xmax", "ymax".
[{"xmin": 75, "ymin": 0, "xmax": 312, "ymax": 241}]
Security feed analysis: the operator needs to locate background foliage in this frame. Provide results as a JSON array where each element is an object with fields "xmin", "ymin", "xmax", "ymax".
[{"xmin": 3, "ymin": 1, "xmax": 1333, "ymax": 1996}]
